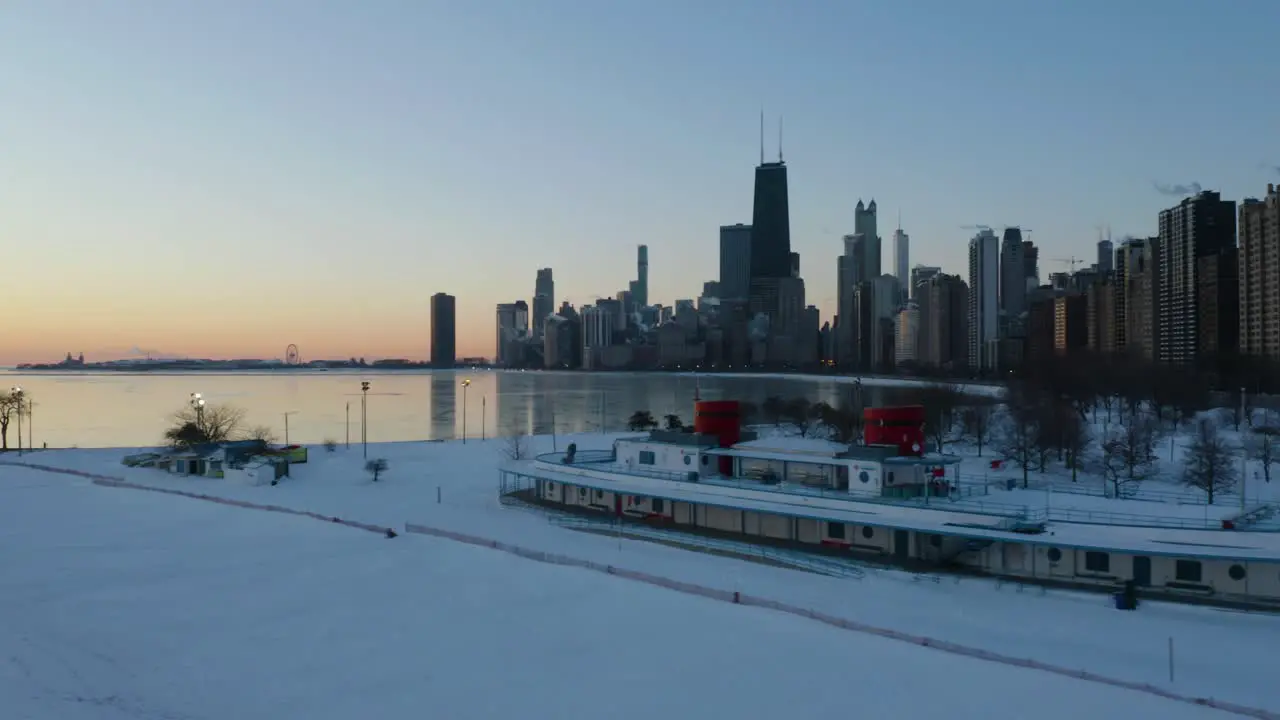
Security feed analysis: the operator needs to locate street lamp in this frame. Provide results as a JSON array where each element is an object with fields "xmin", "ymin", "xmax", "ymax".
[
  {"xmin": 190, "ymin": 392, "xmax": 206, "ymax": 429},
  {"xmin": 461, "ymin": 379, "xmax": 471, "ymax": 444},
  {"xmin": 283, "ymin": 411, "xmax": 298, "ymax": 447},
  {"xmin": 10, "ymin": 387, "xmax": 23, "ymax": 455},
  {"xmin": 360, "ymin": 381, "xmax": 371, "ymax": 459}
]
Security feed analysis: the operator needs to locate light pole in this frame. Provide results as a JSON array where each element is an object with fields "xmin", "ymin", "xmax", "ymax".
[
  {"xmin": 283, "ymin": 411, "xmax": 298, "ymax": 447},
  {"xmin": 345, "ymin": 402, "xmax": 351, "ymax": 448},
  {"xmin": 481, "ymin": 396, "xmax": 486, "ymax": 442},
  {"xmin": 190, "ymin": 392, "xmax": 206, "ymax": 431},
  {"xmin": 10, "ymin": 387, "xmax": 23, "ymax": 455},
  {"xmin": 461, "ymin": 379, "xmax": 471, "ymax": 443},
  {"xmin": 360, "ymin": 382, "xmax": 370, "ymax": 459}
]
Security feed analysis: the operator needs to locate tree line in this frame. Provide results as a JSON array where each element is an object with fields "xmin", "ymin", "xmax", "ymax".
[{"xmin": 625, "ymin": 357, "xmax": 1280, "ymax": 504}]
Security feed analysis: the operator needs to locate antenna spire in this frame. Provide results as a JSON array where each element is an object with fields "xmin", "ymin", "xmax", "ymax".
[
  {"xmin": 778, "ymin": 115, "xmax": 784, "ymax": 163},
  {"xmin": 759, "ymin": 109, "xmax": 764, "ymax": 165},
  {"xmin": 897, "ymin": 208, "xmax": 902, "ymax": 231}
]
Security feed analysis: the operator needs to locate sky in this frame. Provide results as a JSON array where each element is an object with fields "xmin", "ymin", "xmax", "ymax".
[{"xmin": 3, "ymin": 0, "xmax": 1279, "ymax": 364}]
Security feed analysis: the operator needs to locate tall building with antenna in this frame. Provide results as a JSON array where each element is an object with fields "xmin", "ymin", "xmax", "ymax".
[{"xmin": 748, "ymin": 113, "xmax": 792, "ymax": 316}]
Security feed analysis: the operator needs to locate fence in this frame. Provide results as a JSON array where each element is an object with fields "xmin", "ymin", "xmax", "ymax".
[
  {"xmin": 547, "ymin": 514, "xmax": 866, "ymax": 579},
  {"xmin": 0, "ymin": 461, "xmax": 397, "ymax": 538},
  {"xmin": 401, "ymin": 520, "xmax": 1278, "ymax": 720}
]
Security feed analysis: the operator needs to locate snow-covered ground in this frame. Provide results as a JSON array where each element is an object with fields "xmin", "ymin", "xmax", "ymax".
[
  {"xmin": 5, "ymin": 435, "xmax": 1280, "ymax": 715},
  {"xmin": 3, "ymin": 467, "xmax": 1245, "ymax": 720}
]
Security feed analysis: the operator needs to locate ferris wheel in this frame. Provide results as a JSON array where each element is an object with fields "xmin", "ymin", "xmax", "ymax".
[{"xmin": 285, "ymin": 344, "xmax": 301, "ymax": 366}]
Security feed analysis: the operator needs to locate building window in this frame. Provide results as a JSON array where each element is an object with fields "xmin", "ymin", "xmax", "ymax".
[
  {"xmin": 887, "ymin": 471, "xmax": 895, "ymax": 484},
  {"xmin": 653, "ymin": 499, "xmax": 665, "ymax": 514},
  {"xmin": 859, "ymin": 471, "xmax": 871, "ymax": 484},
  {"xmin": 683, "ymin": 455, "xmax": 692, "ymax": 465},
  {"xmin": 861, "ymin": 526, "xmax": 874, "ymax": 539},
  {"xmin": 1175, "ymin": 560, "xmax": 1202, "ymax": 583},
  {"xmin": 1084, "ymin": 551, "xmax": 1110, "ymax": 573},
  {"xmin": 547, "ymin": 482, "xmax": 555, "ymax": 492},
  {"xmin": 1047, "ymin": 548, "xmax": 1062, "ymax": 563},
  {"xmin": 1229, "ymin": 564, "xmax": 1246, "ymax": 581},
  {"xmin": 639, "ymin": 451, "xmax": 656, "ymax": 465},
  {"xmin": 827, "ymin": 522, "xmax": 845, "ymax": 539},
  {"xmin": 701, "ymin": 455, "xmax": 709, "ymax": 466}
]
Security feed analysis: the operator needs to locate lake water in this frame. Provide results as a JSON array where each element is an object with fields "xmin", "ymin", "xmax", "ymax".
[{"xmin": 0, "ymin": 370, "xmax": 930, "ymax": 449}]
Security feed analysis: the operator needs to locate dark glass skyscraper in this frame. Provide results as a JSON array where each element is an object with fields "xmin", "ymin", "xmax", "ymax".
[
  {"xmin": 748, "ymin": 161, "xmax": 791, "ymax": 316},
  {"xmin": 749, "ymin": 161, "xmax": 791, "ymax": 280},
  {"xmin": 430, "ymin": 292, "xmax": 456, "ymax": 368}
]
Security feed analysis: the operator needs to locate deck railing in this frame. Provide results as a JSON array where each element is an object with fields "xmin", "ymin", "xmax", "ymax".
[{"xmin": 547, "ymin": 514, "xmax": 866, "ymax": 579}]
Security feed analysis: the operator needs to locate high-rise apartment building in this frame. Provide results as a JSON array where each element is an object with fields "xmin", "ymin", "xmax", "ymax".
[
  {"xmin": 1239, "ymin": 184, "xmax": 1280, "ymax": 359},
  {"xmin": 1157, "ymin": 191, "xmax": 1237, "ymax": 364},
  {"xmin": 1054, "ymin": 294, "xmax": 1089, "ymax": 355},
  {"xmin": 895, "ymin": 303, "xmax": 919, "ymax": 363},
  {"xmin": 1000, "ymin": 227, "xmax": 1026, "ymax": 319},
  {"xmin": 968, "ymin": 229, "xmax": 1000, "ymax": 370},
  {"xmin": 495, "ymin": 300, "xmax": 529, "ymax": 366},
  {"xmin": 917, "ymin": 274, "xmax": 968, "ymax": 369},
  {"xmin": 532, "ymin": 268, "xmax": 554, "ymax": 339},
  {"xmin": 718, "ymin": 223, "xmax": 752, "ymax": 301},
  {"xmin": 1086, "ymin": 276, "xmax": 1117, "ymax": 354},
  {"xmin": 430, "ymin": 292, "xmax": 456, "ymax": 368}
]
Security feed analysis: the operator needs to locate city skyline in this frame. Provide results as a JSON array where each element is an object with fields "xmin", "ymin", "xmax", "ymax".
[{"xmin": 3, "ymin": 1, "xmax": 1280, "ymax": 364}]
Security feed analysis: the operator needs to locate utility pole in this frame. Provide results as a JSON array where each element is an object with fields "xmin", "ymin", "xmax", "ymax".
[{"xmin": 361, "ymin": 382, "xmax": 371, "ymax": 459}]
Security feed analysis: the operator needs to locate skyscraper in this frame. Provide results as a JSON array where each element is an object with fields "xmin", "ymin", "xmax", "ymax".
[
  {"xmin": 1000, "ymin": 227, "xmax": 1026, "ymax": 318},
  {"xmin": 854, "ymin": 200, "xmax": 881, "ymax": 278},
  {"xmin": 1240, "ymin": 184, "xmax": 1280, "ymax": 360},
  {"xmin": 430, "ymin": 293, "xmax": 456, "ymax": 369},
  {"xmin": 748, "ymin": 159, "xmax": 791, "ymax": 282},
  {"xmin": 495, "ymin": 300, "xmax": 529, "ymax": 366},
  {"xmin": 893, "ymin": 229, "xmax": 909, "ymax": 298},
  {"xmin": 1023, "ymin": 241, "xmax": 1039, "ymax": 286},
  {"xmin": 1157, "ymin": 190, "xmax": 1236, "ymax": 365},
  {"xmin": 968, "ymin": 229, "xmax": 1000, "ymax": 370},
  {"xmin": 634, "ymin": 245, "xmax": 649, "ymax": 307},
  {"xmin": 1097, "ymin": 237, "xmax": 1115, "ymax": 274},
  {"xmin": 532, "ymin": 268, "xmax": 554, "ymax": 339},
  {"xmin": 718, "ymin": 224, "xmax": 752, "ymax": 300}
]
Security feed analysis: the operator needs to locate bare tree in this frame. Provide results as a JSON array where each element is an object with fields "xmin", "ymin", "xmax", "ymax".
[
  {"xmin": 243, "ymin": 425, "xmax": 278, "ymax": 445},
  {"xmin": 1245, "ymin": 428, "xmax": 1278, "ymax": 483},
  {"xmin": 760, "ymin": 396, "xmax": 786, "ymax": 427},
  {"xmin": 814, "ymin": 402, "xmax": 860, "ymax": 444},
  {"xmin": 909, "ymin": 383, "xmax": 964, "ymax": 453},
  {"xmin": 0, "ymin": 390, "xmax": 23, "ymax": 450},
  {"xmin": 999, "ymin": 412, "xmax": 1037, "ymax": 489},
  {"xmin": 1098, "ymin": 410, "xmax": 1162, "ymax": 498},
  {"xmin": 1183, "ymin": 417, "xmax": 1238, "ymax": 505},
  {"xmin": 503, "ymin": 433, "xmax": 530, "ymax": 460},
  {"xmin": 782, "ymin": 397, "xmax": 818, "ymax": 437},
  {"xmin": 960, "ymin": 400, "xmax": 997, "ymax": 456},
  {"xmin": 1061, "ymin": 410, "xmax": 1091, "ymax": 483},
  {"xmin": 365, "ymin": 458, "xmax": 388, "ymax": 482},
  {"xmin": 163, "ymin": 403, "xmax": 246, "ymax": 448}
]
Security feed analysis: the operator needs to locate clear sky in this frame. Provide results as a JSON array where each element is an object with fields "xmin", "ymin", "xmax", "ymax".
[{"xmin": 3, "ymin": 0, "xmax": 1278, "ymax": 364}]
